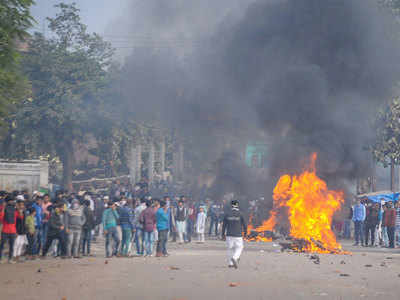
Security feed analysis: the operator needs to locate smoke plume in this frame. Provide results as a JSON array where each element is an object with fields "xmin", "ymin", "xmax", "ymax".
[
  {"xmin": 216, "ymin": 0, "xmax": 400, "ymax": 185},
  {"xmin": 112, "ymin": 0, "xmax": 400, "ymax": 196}
]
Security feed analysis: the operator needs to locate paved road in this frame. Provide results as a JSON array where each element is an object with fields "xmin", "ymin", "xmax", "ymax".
[{"xmin": 0, "ymin": 239, "xmax": 400, "ymax": 300}]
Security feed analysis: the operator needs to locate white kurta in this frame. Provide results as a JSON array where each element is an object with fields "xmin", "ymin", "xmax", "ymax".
[{"xmin": 196, "ymin": 212, "xmax": 207, "ymax": 234}]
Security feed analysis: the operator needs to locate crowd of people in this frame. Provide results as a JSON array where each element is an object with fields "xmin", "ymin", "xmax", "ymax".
[
  {"xmin": 350, "ymin": 197, "xmax": 400, "ymax": 248},
  {"xmin": 0, "ymin": 181, "xmax": 235, "ymax": 264},
  {"xmin": 5, "ymin": 179, "xmax": 400, "ymax": 267}
]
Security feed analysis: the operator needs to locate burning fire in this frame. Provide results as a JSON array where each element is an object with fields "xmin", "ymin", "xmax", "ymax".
[{"xmin": 248, "ymin": 153, "xmax": 345, "ymax": 253}]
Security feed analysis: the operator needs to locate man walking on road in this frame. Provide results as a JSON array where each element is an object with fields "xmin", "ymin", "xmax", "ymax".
[{"xmin": 222, "ymin": 200, "xmax": 247, "ymax": 269}]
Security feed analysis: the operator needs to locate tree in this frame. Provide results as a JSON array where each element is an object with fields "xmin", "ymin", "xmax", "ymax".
[
  {"xmin": 371, "ymin": 97, "xmax": 400, "ymax": 191},
  {"xmin": 4, "ymin": 3, "xmax": 114, "ymax": 190},
  {"xmin": 0, "ymin": 0, "xmax": 34, "ymax": 128},
  {"xmin": 380, "ymin": 0, "xmax": 400, "ymax": 11}
]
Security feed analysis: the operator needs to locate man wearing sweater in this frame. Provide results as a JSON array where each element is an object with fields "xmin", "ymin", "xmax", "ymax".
[
  {"xmin": 140, "ymin": 200, "xmax": 156, "ymax": 256},
  {"xmin": 42, "ymin": 203, "xmax": 67, "ymax": 259},
  {"xmin": 118, "ymin": 199, "xmax": 134, "ymax": 257},
  {"xmin": 102, "ymin": 201, "xmax": 120, "ymax": 257},
  {"xmin": 134, "ymin": 199, "xmax": 146, "ymax": 256},
  {"xmin": 156, "ymin": 200, "xmax": 169, "ymax": 257},
  {"xmin": 352, "ymin": 198, "xmax": 366, "ymax": 246},
  {"xmin": 384, "ymin": 202, "xmax": 397, "ymax": 248},
  {"xmin": 0, "ymin": 196, "xmax": 24, "ymax": 263},
  {"xmin": 222, "ymin": 200, "xmax": 247, "ymax": 269},
  {"xmin": 66, "ymin": 199, "xmax": 86, "ymax": 258}
]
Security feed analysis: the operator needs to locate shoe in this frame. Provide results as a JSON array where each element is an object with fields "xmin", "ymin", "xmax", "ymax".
[
  {"xmin": 156, "ymin": 252, "xmax": 162, "ymax": 257},
  {"xmin": 8, "ymin": 259, "xmax": 16, "ymax": 264},
  {"xmin": 231, "ymin": 258, "xmax": 238, "ymax": 269},
  {"xmin": 228, "ymin": 265, "xmax": 234, "ymax": 268},
  {"xmin": 73, "ymin": 256, "xmax": 82, "ymax": 259},
  {"xmin": 352, "ymin": 243, "xmax": 359, "ymax": 246},
  {"xmin": 0, "ymin": 259, "xmax": 4, "ymax": 264}
]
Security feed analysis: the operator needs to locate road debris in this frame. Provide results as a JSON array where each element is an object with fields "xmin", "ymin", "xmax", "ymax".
[{"xmin": 310, "ymin": 254, "xmax": 320, "ymax": 264}]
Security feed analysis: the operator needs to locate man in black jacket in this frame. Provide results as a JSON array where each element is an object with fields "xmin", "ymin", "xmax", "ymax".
[
  {"xmin": 41, "ymin": 203, "xmax": 67, "ymax": 258},
  {"xmin": 222, "ymin": 200, "xmax": 247, "ymax": 269},
  {"xmin": 81, "ymin": 200, "xmax": 95, "ymax": 256}
]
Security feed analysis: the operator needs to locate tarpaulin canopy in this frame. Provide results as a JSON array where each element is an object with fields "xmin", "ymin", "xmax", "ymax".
[{"xmin": 358, "ymin": 191, "xmax": 400, "ymax": 203}]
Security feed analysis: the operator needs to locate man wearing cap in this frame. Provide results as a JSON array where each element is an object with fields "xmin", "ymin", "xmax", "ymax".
[{"xmin": 222, "ymin": 200, "xmax": 247, "ymax": 269}]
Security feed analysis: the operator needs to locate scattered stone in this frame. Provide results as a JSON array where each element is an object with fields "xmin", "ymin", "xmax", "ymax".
[
  {"xmin": 104, "ymin": 260, "xmax": 108, "ymax": 265},
  {"xmin": 340, "ymin": 274, "xmax": 350, "ymax": 277},
  {"xmin": 397, "ymin": 274, "xmax": 400, "ymax": 278},
  {"xmin": 36, "ymin": 282, "xmax": 40, "ymax": 285},
  {"xmin": 361, "ymin": 254, "xmax": 366, "ymax": 256},
  {"xmin": 340, "ymin": 260, "xmax": 346, "ymax": 265},
  {"xmin": 386, "ymin": 257, "xmax": 393, "ymax": 260},
  {"xmin": 310, "ymin": 254, "xmax": 320, "ymax": 264},
  {"xmin": 364, "ymin": 264, "xmax": 373, "ymax": 267},
  {"xmin": 37, "ymin": 269, "xmax": 41, "ymax": 273},
  {"xmin": 169, "ymin": 266, "xmax": 180, "ymax": 270},
  {"xmin": 380, "ymin": 262, "xmax": 387, "ymax": 267}
]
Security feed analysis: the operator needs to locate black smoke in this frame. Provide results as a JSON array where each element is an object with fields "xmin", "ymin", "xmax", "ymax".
[
  {"xmin": 113, "ymin": 0, "xmax": 400, "ymax": 197},
  {"xmin": 211, "ymin": 0, "xmax": 400, "ymax": 185}
]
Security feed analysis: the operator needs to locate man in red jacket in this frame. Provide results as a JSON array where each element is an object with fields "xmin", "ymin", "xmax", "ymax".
[
  {"xmin": 384, "ymin": 202, "xmax": 397, "ymax": 249},
  {"xmin": 0, "ymin": 196, "xmax": 24, "ymax": 263}
]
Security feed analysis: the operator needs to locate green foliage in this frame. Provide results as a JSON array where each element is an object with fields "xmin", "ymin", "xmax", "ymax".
[
  {"xmin": 2, "ymin": 2, "xmax": 114, "ymax": 187},
  {"xmin": 0, "ymin": 0, "xmax": 34, "ymax": 67},
  {"xmin": 0, "ymin": 0, "xmax": 34, "ymax": 128},
  {"xmin": 371, "ymin": 97, "xmax": 400, "ymax": 167}
]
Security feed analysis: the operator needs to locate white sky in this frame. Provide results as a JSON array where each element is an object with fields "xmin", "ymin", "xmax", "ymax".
[{"xmin": 30, "ymin": 0, "xmax": 129, "ymax": 35}]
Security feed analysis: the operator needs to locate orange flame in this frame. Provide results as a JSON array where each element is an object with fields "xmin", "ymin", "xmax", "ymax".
[{"xmin": 249, "ymin": 153, "xmax": 345, "ymax": 253}]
